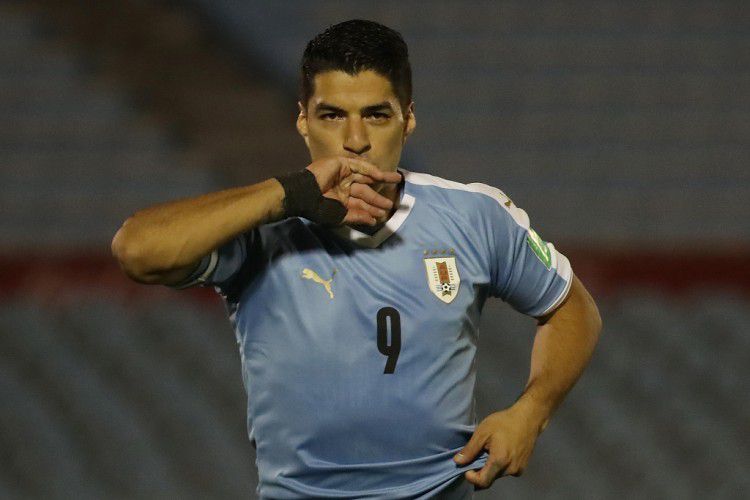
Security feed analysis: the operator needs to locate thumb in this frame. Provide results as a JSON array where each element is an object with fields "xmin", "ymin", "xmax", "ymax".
[{"xmin": 454, "ymin": 432, "xmax": 485, "ymax": 464}]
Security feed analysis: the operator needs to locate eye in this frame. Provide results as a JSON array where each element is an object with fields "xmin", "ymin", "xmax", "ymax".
[{"xmin": 368, "ymin": 112, "xmax": 390, "ymax": 120}]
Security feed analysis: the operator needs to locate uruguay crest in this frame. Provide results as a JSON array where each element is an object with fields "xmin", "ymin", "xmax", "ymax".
[{"xmin": 423, "ymin": 248, "xmax": 460, "ymax": 303}]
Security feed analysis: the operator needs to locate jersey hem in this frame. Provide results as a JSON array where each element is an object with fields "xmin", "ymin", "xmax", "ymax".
[{"xmin": 263, "ymin": 455, "xmax": 488, "ymax": 499}]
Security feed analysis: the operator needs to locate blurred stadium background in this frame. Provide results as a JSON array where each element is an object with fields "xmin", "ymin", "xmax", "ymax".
[{"xmin": 2, "ymin": 0, "xmax": 748, "ymax": 498}]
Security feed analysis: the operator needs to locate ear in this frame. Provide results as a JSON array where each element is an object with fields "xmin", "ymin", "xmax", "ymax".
[
  {"xmin": 296, "ymin": 101, "xmax": 310, "ymax": 147},
  {"xmin": 402, "ymin": 101, "xmax": 416, "ymax": 143}
]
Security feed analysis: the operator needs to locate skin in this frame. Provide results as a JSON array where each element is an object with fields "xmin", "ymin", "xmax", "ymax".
[
  {"xmin": 454, "ymin": 274, "xmax": 602, "ymax": 488},
  {"xmin": 113, "ymin": 66, "xmax": 602, "ymax": 492},
  {"xmin": 300, "ymin": 69, "xmax": 602, "ymax": 491},
  {"xmin": 297, "ymin": 69, "xmax": 416, "ymax": 229},
  {"xmin": 110, "ymin": 70, "xmax": 405, "ymax": 285}
]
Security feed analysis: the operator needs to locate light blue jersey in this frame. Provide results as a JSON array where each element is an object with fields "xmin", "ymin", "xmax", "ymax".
[{"xmin": 179, "ymin": 168, "xmax": 572, "ymax": 499}]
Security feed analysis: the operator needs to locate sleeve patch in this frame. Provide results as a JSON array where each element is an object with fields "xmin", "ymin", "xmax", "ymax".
[{"xmin": 526, "ymin": 228, "xmax": 552, "ymax": 270}]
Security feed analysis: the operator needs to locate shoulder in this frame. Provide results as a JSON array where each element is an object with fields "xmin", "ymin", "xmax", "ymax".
[{"xmin": 402, "ymin": 169, "xmax": 530, "ymax": 230}]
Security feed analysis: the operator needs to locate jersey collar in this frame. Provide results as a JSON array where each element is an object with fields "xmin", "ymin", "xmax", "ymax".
[{"xmin": 328, "ymin": 168, "xmax": 415, "ymax": 248}]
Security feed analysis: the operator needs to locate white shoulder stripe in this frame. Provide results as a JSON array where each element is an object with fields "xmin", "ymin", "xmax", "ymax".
[
  {"xmin": 403, "ymin": 169, "xmax": 572, "ymax": 291},
  {"xmin": 402, "ymin": 170, "xmax": 530, "ymax": 229}
]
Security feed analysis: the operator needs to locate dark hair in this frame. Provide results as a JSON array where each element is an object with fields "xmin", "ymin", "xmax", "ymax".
[{"xmin": 299, "ymin": 19, "xmax": 412, "ymax": 113}]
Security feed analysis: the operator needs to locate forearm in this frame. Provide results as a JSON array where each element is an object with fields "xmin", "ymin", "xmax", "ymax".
[
  {"xmin": 514, "ymin": 275, "xmax": 602, "ymax": 432},
  {"xmin": 112, "ymin": 178, "xmax": 285, "ymax": 282}
]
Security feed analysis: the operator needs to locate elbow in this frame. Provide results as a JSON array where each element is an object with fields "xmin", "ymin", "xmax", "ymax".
[{"xmin": 111, "ymin": 221, "xmax": 160, "ymax": 284}]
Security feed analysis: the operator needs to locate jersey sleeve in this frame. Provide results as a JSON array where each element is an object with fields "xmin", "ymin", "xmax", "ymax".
[
  {"xmin": 474, "ymin": 185, "xmax": 573, "ymax": 317},
  {"xmin": 167, "ymin": 228, "xmax": 263, "ymax": 297}
]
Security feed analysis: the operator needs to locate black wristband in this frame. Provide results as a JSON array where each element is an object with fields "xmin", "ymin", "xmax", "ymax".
[
  {"xmin": 274, "ymin": 169, "xmax": 347, "ymax": 226},
  {"xmin": 316, "ymin": 196, "xmax": 348, "ymax": 226},
  {"xmin": 275, "ymin": 169, "xmax": 321, "ymax": 218}
]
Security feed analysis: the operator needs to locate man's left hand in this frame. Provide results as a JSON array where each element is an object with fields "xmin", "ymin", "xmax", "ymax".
[{"xmin": 453, "ymin": 405, "xmax": 542, "ymax": 490}]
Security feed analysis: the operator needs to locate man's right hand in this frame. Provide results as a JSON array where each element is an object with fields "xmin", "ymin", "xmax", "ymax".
[{"xmin": 306, "ymin": 156, "xmax": 403, "ymax": 226}]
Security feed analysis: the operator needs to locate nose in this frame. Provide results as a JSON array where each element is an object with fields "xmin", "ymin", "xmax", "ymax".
[{"xmin": 343, "ymin": 117, "xmax": 371, "ymax": 155}]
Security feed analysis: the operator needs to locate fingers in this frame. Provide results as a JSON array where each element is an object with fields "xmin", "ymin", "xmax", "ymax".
[
  {"xmin": 342, "ymin": 209, "xmax": 376, "ymax": 226},
  {"xmin": 342, "ymin": 197, "xmax": 388, "ymax": 226},
  {"xmin": 349, "ymin": 173, "xmax": 375, "ymax": 185},
  {"xmin": 313, "ymin": 156, "xmax": 400, "ymax": 226},
  {"xmin": 307, "ymin": 157, "xmax": 401, "ymax": 195},
  {"xmin": 455, "ymin": 432, "xmax": 493, "ymax": 490},
  {"xmin": 453, "ymin": 428, "xmax": 488, "ymax": 466},
  {"xmin": 349, "ymin": 183, "xmax": 395, "ymax": 210},
  {"xmin": 342, "ymin": 157, "xmax": 403, "ymax": 184},
  {"xmin": 348, "ymin": 197, "xmax": 388, "ymax": 219},
  {"xmin": 465, "ymin": 460, "xmax": 507, "ymax": 490},
  {"xmin": 455, "ymin": 431, "xmax": 508, "ymax": 490}
]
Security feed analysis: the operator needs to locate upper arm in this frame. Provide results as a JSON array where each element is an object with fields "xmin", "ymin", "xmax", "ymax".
[
  {"xmin": 538, "ymin": 274, "xmax": 602, "ymax": 331},
  {"xmin": 475, "ymin": 185, "xmax": 572, "ymax": 317}
]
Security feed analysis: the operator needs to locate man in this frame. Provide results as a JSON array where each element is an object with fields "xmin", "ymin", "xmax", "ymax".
[{"xmin": 112, "ymin": 19, "xmax": 601, "ymax": 499}]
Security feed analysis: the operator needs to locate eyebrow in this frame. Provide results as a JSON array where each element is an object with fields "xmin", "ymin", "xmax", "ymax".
[{"xmin": 314, "ymin": 101, "xmax": 395, "ymax": 114}]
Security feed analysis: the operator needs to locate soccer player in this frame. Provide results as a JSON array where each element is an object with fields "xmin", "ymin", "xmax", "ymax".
[{"xmin": 112, "ymin": 19, "xmax": 602, "ymax": 499}]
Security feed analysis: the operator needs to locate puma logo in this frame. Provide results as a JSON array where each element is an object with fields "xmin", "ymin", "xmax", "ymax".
[{"xmin": 301, "ymin": 268, "xmax": 337, "ymax": 299}]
